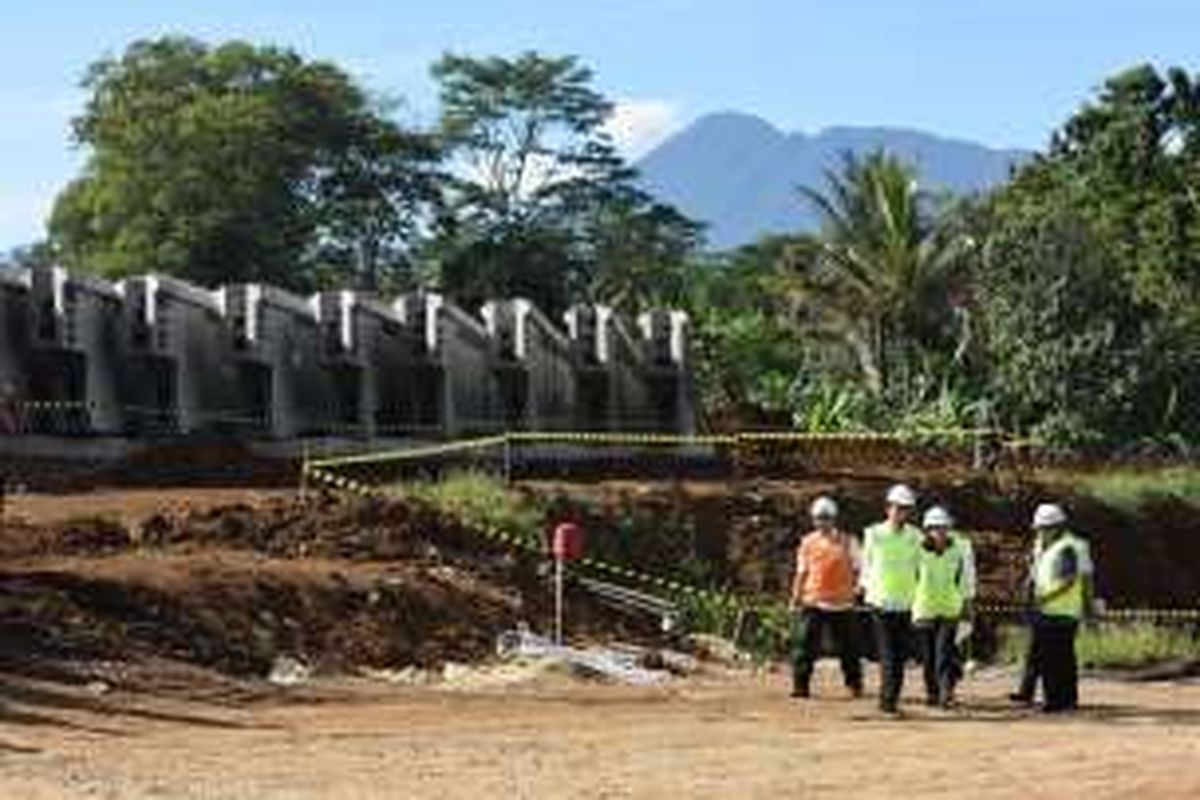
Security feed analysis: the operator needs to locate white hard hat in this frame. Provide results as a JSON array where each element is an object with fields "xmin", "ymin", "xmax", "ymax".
[
  {"xmin": 1032, "ymin": 503, "xmax": 1068, "ymax": 529},
  {"xmin": 923, "ymin": 506, "xmax": 953, "ymax": 528},
  {"xmin": 886, "ymin": 484, "xmax": 917, "ymax": 507},
  {"xmin": 810, "ymin": 496, "xmax": 838, "ymax": 519}
]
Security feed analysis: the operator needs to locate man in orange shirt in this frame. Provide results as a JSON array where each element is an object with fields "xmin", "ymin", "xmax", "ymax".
[{"xmin": 789, "ymin": 495, "xmax": 864, "ymax": 698}]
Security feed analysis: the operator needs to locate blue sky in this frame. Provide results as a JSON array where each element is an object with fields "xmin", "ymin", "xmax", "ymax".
[{"xmin": 3, "ymin": 0, "xmax": 1199, "ymax": 249}]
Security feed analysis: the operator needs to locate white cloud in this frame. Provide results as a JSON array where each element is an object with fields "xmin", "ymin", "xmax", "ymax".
[
  {"xmin": 0, "ymin": 190, "xmax": 54, "ymax": 252},
  {"xmin": 604, "ymin": 99, "xmax": 682, "ymax": 160}
]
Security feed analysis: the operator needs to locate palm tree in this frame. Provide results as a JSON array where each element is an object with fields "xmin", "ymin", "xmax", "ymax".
[{"xmin": 776, "ymin": 151, "xmax": 966, "ymax": 394}]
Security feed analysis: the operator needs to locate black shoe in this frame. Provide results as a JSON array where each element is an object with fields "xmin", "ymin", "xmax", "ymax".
[
  {"xmin": 1008, "ymin": 692, "xmax": 1033, "ymax": 705},
  {"xmin": 848, "ymin": 685, "xmax": 864, "ymax": 699},
  {"xmin": 790, "ymin": 686, "xmax": 810, "ymax": 699},
  {"xmin": 925, "ymin": 696, "xmax": 939, "ymax": 707}
]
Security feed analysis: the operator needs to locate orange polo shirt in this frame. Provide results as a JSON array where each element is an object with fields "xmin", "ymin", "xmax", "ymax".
[{"xmin": 794, "ymin": 530, "xmax": 861, "ymax": 610}]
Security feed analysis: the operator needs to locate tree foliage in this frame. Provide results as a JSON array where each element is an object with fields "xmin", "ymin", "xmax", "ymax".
[
  {"xmin": 48, "ymin": 37, "xmax": 438, "ymax": 290},
  {"xmin": 429, "ymin": 51, "xmax": 698, "ymax": 315},
  {"xmin": 713, "ymin": 64, "xmax": 1200, "ymax": 449},
  {"xmin": 976, "ymin": 64, "xmax": 1200, "ymax": 449},
  {"xmin": 778, "ymin": 151, "xmax": 967, "ymax": 396}
]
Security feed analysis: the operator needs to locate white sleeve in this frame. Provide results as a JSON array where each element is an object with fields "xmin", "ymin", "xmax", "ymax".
[
  {"xmin": 960, "ymin": 537, "xmax": 977, "ymax": 600},
  {"xmin": 859, "ymin": 528, "xmax": 873, "ymax": 590},
  {"xmin": 1077, "ymin": 539, "xmax": 1095, "ymax": 576}
]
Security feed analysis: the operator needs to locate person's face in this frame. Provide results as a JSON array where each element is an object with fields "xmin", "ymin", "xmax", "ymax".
[
  {"xmin": 814, "ymin": 514, "xmax": 835, "ymax": 532},
  {"xmin": 887, "ymin": 504, "xmax": 910, "ymax": 525},
  {"xmin": 926, "ymin": 525, "xmax": 949, "ymax": 544}
]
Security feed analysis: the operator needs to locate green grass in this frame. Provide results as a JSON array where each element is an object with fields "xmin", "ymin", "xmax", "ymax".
[
  {"xmin": 1076, "ymin": 622, "xmax": 1200, "ymax": 669},
  {"xmin": 394, "ymin": 470, "xmax": 544, "ymax": 543},
  {"xmin": 1070, "ymin": 467, "xmax": 1200, "ymax": 510},
  {"xmin": 994, "ymin": 622, "xmax": 1200, "ymax": 670}
]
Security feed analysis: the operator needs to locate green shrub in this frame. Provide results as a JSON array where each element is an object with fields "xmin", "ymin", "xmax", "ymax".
[
  {"xmin": 396, "ymin": 470, "xmax": 543, "ymax": 545},
  {"xmin": 1072, "ymin": 467, "xmax": 1200, "ymax": 511},
  {"xmin": 1076, "ymin": 622, "xmax": 1200, "ymax": 669},
  {"xmin": 994, "ymin": 621, "xmax": 1199, "ymax": 669}
]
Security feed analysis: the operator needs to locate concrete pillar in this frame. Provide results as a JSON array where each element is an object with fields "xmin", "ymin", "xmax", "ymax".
[
  {"xmin": 29, "ymin": 266, "xmax": 124, "ymax": 434},
  {"xmin": 121, "ymin": 274, "xmax": 233, "ymax": 435}
]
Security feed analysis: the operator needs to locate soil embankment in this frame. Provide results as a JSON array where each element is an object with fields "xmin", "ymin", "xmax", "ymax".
[
  {"xmin": 0, "ymin": 493, "xmax": 652, "ymax": 691},
  {"xmin": 526, "ymin": 476, "xmax": 1200, "ymax": 609}
]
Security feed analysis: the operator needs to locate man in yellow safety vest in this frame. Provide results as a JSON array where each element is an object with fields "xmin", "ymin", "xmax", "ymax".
[
  {"xmin": 912, "ymin": 506, "xmax": 976, "ymax": 708},
  {"xmin": 861, "ymin": 484, "xmax": 922, "ymax": 714},
  {"xmin": 1029, "ymin": 503, "xmax": 1093, "ymax": 713}
]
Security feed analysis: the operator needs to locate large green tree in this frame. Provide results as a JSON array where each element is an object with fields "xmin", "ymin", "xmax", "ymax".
[
  {"xmin": 49, "ymin": 37, "xmax": 438, "ymax": 290},
  {"xmin": 581, "ymin": 194, "xmax": 704, "ymax": 316},
  {"xmin": 975, "ymin": 64, "xmax": 1200, "ymax": 449},
  {"xmin": 429, "ymin": 51, "xmax": 698, "ymax": 314}
]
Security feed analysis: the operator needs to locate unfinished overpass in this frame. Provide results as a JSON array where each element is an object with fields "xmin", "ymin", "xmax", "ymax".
[{"xmin": 0, "ymin": 265, "xmax": 694, "ymax": 447}]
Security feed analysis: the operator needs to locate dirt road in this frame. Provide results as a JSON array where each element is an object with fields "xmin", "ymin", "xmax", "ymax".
[{"xmin": 2, "ymin": 667, "xmax": 1198, "ymax": 799}]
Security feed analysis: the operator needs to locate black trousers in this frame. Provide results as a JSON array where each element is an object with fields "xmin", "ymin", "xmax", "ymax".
[
  {"xmin": 872, "ymin": 610, "xmax": 912, "ymax": 711},
  {"xmin": 791, "ymin": 607, "xmax": 863, "ymax": 694},
  {"xmin": 914, "ymin": 619, "xmax": 959, "ymax": 706},
  {"xmin": 1036, "ymin": 616, "xmax": 1079, "ymax": 711}
]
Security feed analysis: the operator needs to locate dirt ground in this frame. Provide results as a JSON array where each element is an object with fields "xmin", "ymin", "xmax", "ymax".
[
  {"xmin": 1, "ymin": 483, "xmax": 1198, "ymax": 798},
  {"xmin": 4, "ymin": 488, "xmax": 291, "ymax": 526},
  {"xmin": 1, "ymin": 667, "xmax": 1198, "ymax": 799}
]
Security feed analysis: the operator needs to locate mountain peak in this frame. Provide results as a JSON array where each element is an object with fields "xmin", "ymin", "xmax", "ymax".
[{"xmin": 637, "ymin": 115, "xmax": 1028, "ymax": 248}]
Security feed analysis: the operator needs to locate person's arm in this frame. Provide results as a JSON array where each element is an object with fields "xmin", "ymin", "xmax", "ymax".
[
  {"xmin": 790, "ymin": 539, "xmax": 808, "ymax": 611},
  {"xmin": 960, "ymin": 537, "xmax": 977, "ymax": 615},
  {"xmin": 1079, "ymin": 541, "xmax": 1097, "ymax": 620},
  {"xmin": 848, "ymin": 535, "xmax": 863, "ymax": 580},
  {"xmin": 858, "ymin": 528, "xmax": 874, "ymax": 595}
]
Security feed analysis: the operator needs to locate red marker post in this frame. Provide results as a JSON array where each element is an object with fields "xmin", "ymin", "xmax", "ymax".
[{"xmin": 551, "ymin": 521, "xmax": 584, "ymax": 644}]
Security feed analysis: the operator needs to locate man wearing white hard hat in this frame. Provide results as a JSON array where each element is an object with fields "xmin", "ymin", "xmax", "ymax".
[
  {"xmin": 1027, "ymin": 503, "xmax": 1093, "ymax": 712},
  {"xmin": 912, "ymin": 506, "xmax": 976, "ymax": 708},
  {"xmin": 788, "ymin": 495, "xmax": 864, "ymax": 699},
  {"xmin": 861, "ymin": 484, "xmax": 922, "ymax": 714}
]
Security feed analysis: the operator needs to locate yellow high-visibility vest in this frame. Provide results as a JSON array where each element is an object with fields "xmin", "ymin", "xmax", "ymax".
[
  {"xmin": 864, "ymin": 522, "xmax": 921, "ymax": 610},
  {"xmin": 912, "ymin": 534, "xmax": 970, "ymax": 621},
  {"xmin": 1035, "ymin": 533, "xmax": 1087, "ymax": 619}
]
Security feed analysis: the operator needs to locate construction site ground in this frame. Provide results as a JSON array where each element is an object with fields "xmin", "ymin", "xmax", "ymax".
[
  {"xmin": 2, "ymin": 479, "xmax": 1199, "ymax": 798},
  {"xmin": 1, "ymin": 665, "xmax": 1198, "ymax": 799}
]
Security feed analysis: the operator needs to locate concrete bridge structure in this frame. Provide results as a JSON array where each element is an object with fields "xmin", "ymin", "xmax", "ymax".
[{"xmin": 0, "ymin": 265, "xmax": 694, "ymax": 445}]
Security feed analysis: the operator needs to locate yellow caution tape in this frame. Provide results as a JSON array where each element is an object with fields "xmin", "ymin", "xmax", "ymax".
[
  {"xmin": 310, "ymin": 427, "xmax": 1006, "ymax": 469},
  {"xmin": 304, "ymin": 464, "xmax": 740, "ymax": 609},
  {"xmin": 508, "ymin": 430, "xmax": 735, "ymax": 447},
  {"xmin": 303, "ymin": 467, "xmax": 1200, "ymax": 625},
  {"xmin": 308, "ymin": 435, "xmax": 509, "ymax": 469}
]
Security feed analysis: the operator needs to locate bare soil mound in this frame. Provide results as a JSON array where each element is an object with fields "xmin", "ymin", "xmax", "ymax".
[{"xmin": 0, "ymin": 494, "xmax": 653, "ymax": 690}]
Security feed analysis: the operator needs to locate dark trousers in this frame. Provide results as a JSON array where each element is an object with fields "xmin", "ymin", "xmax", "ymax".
[
  {"xmin": 915, "ymin": 619, "xmax": 959, "ymax": 706},
  {"xmin": 872, "ymin": 610, "xmax": 912, "ymax": 711},
  {"xmin": 1036, "ymin": 616, "xmax": 1079, "ymax": 711},
  {"xmin": 791, "ymin": 607, "xmax": 863, "ymax": 694},
  {"xmin": 1014, "ymin": 611, "xmax": 1042, "ymax": 700}
]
